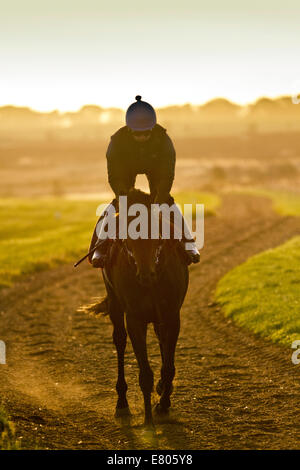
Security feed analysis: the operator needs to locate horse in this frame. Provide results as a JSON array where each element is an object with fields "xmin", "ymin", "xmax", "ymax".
[{"xmin": 100, "ymin": 189, "xmax": 189, "ymax": 427}]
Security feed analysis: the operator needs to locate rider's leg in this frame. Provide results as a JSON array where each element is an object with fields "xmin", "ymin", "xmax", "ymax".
[
  {"xmin": 90, "ymin": 200, "xmax": 117, "ymax": 268},
  {"xmin": 172, "ymin": 204, "xmax": 200, "ymax": 261},
  {"xmin": 154, "ymin": 193, "xmax": 200, "ymax": 264},
  {"xmin": 147, "ymin": 172, "xmax": 200, "ymax": 263},
  {"xmin": 167, "ymin": 204, "xmax": 200, "ymax": 263}
]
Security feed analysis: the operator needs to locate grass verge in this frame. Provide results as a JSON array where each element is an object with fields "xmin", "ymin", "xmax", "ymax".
[
  {"xmin": 174, "ymin": 191, "xmax": 220, "ymax": 216},
  {"xmin": 0, "ymin": 198, "xmax": 101, "ymax": 288},
  {"xmin": 215, "ymin": 236, "xmax": 300, "ymax": 347},
  {"xmin": 234, "ymin": 188, "xmax": 300, "ymax": 217}
]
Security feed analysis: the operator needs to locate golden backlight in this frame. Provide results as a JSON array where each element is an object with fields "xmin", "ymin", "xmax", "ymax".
[{"xmin": 1, "ymin": 0, "xmax": 300, "ymax": 111}]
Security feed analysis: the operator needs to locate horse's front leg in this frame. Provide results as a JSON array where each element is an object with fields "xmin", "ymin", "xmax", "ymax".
[
  {"xmin": 155, "ymin": 314, "xmax": 180, "ymax": 414},
  {"xmin": 126, "ymin": 316, "xmax": 154, "ymax": 427},
  {"xmin": 111, "ymin": 311, "xmax": 130, "ymax": 417},
  {"xmin": 153, "ymin": 322, "xmax": 165, "ymax": 397}
]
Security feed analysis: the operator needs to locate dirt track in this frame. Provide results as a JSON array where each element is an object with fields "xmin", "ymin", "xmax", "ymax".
[{"xmin": 1, "ymin": 193, "xmax": 300, "ymax": 450}]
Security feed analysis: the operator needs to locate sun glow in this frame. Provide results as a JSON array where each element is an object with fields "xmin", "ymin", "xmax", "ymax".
[{"xmin": 1, "ymin": 1, "xmax": 299, "ymax": 112}]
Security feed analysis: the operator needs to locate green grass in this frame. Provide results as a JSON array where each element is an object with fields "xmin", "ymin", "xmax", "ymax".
[
  {"xmin": 0, "ymin": 198, "xmax": 101, "ymax": 288},
  {"xmin": 174, "ymin": 191, "xmax": 220, "ymax": 216},
  {"xmin": 0, "ymin": 407, "xmax": 18, "ymax": 450},
  {"xmin": 215, "ymin": 236, "xmax": 300, "ymax": 347},
  {"xmin": 0, "ymin": 191, "xmax": 219, "ymax": 287},
  {"xmin": 235, "ymin": 188, "xmax": 300, "ymax": 217}
]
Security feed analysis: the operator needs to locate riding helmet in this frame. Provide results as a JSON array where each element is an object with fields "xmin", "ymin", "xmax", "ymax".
[{"xmin": 125, "ymin": 95, "xmax": 157, "ymax": 131}]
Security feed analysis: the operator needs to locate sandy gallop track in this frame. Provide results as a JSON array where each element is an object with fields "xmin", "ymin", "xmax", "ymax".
[{"xmin": 1, "ymin": 194, "xmax": 300, "ymax": 450}]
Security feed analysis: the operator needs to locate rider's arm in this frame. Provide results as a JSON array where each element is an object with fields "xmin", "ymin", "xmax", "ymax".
[
  {"xmin": 155, "ymin": 134, "xmax": 176, "ymax": 204},
  {"xmin": 106, "ymin": 140, "xmax": 128, "ymax": 196}
]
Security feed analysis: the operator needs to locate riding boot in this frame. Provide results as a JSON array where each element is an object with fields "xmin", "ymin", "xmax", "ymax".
[
  {"xmin": 89, "ymin": 202, "xmax": 115, "ymax": 268},
  {"xmin": 92, "ymin": 239, "xmax": 110, "ymax": 268},
  {"xmin": 161, "ymin": 203, "xmax": 201, "ymax": 264},
  {"xmin": 181, "ymin": 238, "xmax": 200, "ymax": 264}
]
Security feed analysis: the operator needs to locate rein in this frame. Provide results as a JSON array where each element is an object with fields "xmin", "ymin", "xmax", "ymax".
[
  {"xmin": 121, "ymin": 240, "xmax": 136, "ymax": 266},
  {"xmin": 121, "ymin": 238, "xmax": 165, "ymax": 268}
]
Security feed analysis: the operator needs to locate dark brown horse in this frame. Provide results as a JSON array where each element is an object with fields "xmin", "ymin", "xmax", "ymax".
[{"xmin": 102, "ymin": 189, "xmax": 189, "ymax": 427}]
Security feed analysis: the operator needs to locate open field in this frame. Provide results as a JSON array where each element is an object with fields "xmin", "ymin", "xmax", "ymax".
[
  {"xmin": 0, "ymin": 198, "xmax": 99, "ymax": 287},
  {"xmin": 1, "ymin": 132, "xmax": 300, "ymax": 198},
  {"xmin": 2, "ymin": 0, "xmax": 300, "ymax": 451},
  {"xmin": 231, "ymin": 188, "xmax": 300, "ymax": 217},
  {"xmin": 0, "ymin": 131, "xmax": 300, "ymax": 449},
  {"xmin": 0, "ymin": 193, "xmax": 300, "ymax": 449}
]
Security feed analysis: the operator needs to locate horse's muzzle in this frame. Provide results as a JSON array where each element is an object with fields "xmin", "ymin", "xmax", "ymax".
[{"xmin": 136, "ymin": 270, "xmax": 157, "ymax": 287}]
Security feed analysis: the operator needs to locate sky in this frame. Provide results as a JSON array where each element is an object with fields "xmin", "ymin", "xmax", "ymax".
[{"xmin": 1, "ymin": 0, "xmax": 299, "ymax": 111}]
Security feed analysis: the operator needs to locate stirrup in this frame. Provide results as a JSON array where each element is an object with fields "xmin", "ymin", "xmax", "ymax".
[
  {"xmin": 186, "ymin": 251, "xmax": 200, "ymax": 264},
  {"xmin": 183, "ymin": 239, "xmax": 200, "ymax": 264}
]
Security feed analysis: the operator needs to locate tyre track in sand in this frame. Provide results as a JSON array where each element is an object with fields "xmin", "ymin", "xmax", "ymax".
[{"xmin": 0, "ymin": 193, "xmax": 300, "ymax": 449}]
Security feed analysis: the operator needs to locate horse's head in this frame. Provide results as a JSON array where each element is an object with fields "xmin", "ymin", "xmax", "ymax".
[{"xmin": 121, "ymin": 189, "xmax": 163, "ymax": 287}]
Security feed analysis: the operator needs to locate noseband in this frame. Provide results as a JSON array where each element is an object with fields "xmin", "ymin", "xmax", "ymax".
[{"xmin": 121, "ymin": 239, "xmax": 164, "ymax": 269}]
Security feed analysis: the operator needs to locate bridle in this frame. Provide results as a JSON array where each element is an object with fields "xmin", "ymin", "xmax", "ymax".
[
  {"xmin": 121, "ymin": 239, "xmax": 136, "ymax": 267},
  {"xmin": 120, "ymin": 238, "xmax": 165, "ymax": 270}
]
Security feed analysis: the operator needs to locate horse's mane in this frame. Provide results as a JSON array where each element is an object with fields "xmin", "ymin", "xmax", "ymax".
[{"xmin": 126, "ymin": 188, "xmax": 151, "ymax": 208}]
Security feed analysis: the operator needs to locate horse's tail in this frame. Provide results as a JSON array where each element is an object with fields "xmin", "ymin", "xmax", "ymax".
[{"xmin": 77, "ymin": 296, "xmax": 109, "ymax": 317}]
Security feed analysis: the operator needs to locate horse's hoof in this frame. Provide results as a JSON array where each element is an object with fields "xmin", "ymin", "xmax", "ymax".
[
  {"xmin": 154, "ymin": 403, "xmax": 169, "ymax": 416},
  {"xmin": 115, "ymin": 406, "xmax": 131, "ymax": 418},
  {"xmin": 143, "ymin": 420, "xmax": 155, "ymax": 431}
]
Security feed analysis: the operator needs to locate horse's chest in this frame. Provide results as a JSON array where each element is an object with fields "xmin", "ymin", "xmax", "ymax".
[{"xmin": 123, "ymin": 289, "xmax": 159, "ymax": 323}]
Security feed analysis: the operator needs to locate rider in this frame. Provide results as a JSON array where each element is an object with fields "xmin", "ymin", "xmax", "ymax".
[{"xmin": 90, "ymin": 95, "xmax": 201, "ymax": 267}]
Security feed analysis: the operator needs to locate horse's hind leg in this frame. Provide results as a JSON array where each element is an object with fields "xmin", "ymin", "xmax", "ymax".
[
  {"xmin": 155, "ymin": 314, "xmax": 180, "ymax": 415},
  {"xmin": 110, "ymin": 310, "xmax": 130, "ymax": 417},
  {"xmin": 127, "ymin": 317, "xmax": 154, "ymax": 427}
]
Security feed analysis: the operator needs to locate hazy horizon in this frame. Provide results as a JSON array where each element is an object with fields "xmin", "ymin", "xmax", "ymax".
[
  {"xmin": 0, "ymin": 92, "xmax": 297, "ymax": 114},
  {"xmin": 1, "ymin": 0, "xmax": 299, "ymax": 112}
]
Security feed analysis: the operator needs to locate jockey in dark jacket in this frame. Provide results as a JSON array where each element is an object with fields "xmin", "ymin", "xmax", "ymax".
[
  {"xmin": 107, "ymin": 123, "xmax": 175, "ymax": 201},
  {"xmin": 90, "ymin": 95, "xmax": 200, "ymax": 267}
]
